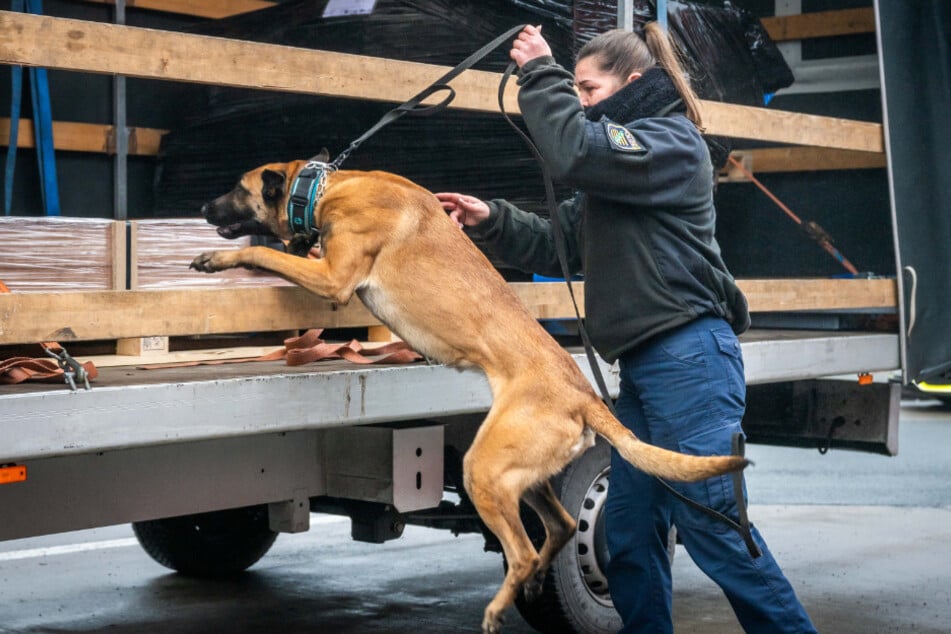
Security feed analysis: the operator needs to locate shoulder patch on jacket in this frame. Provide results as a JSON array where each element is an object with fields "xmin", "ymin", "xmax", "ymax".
[{"xmin": 603, "ymin": 121, "xmax": 646, "ymax": 153}]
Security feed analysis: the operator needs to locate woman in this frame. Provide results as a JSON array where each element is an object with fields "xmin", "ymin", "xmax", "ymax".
[{"xmin": 437, "ymin": 24, "xmax": 816, "ymax": 633}]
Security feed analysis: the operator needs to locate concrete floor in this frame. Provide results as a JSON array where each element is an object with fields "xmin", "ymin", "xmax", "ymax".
[{"xmin": 1, "ymin": 403, "xmax": 950, "ymax": 633}]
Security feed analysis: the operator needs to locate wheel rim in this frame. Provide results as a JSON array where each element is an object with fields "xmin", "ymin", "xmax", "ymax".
[{"xmin": 574, "ymin": 465, "xmax": 612, "ymax": 607}]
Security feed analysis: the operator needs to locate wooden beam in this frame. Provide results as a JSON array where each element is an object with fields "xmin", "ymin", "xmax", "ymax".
[
  {"xmin": 83, "ymin": 3, "xmax": 876, "ymax": 43},
  {"xmin": 740, "ymin": 278, "xmax": 896, "ymax": 312},
  {"xmin": 0, "ymin": 283, "xmax": 583, "ymax": 345},
  {"xmin": 0, "ymin": 287, "xmax": 377, "ymax": 345},
  {"xmin": 723, "ymin": 147, "xmax": 886, "ymax": 175},
  {"xmin": 83, "ymin": 3, "xmax": 877, "ymax": 42},
  {"xmin": 0, "ymin": 11, "xmax": 521, "ymax": 115},
  {"xmin": 0, "ymin": 117, "xmax": 890, "ymax": 167},
  {"xmin": 82, "ymin": 0, "xmax": 277, "ymax": 19},
  {"xmin": 700, "ymin": 101, "xmax": 883, "ymax": 153},
  {"xmin": 761, "ymin": 8, "xmax": 875, "ymax": 42},
  {"xmin": 0, "ymin": 118, "xmax": 166, "ymax": 155},
  {"xmin": 0, "ymin": 279, "xmax": 897, "ymax": 345},
  {"xmin": 0, "ymin": 12, "xmax": 883, "ymax": 151}
]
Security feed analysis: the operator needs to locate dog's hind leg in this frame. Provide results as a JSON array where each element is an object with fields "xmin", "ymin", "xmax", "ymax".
[
  {"xmin": 464, "ymin": 445, "xmax": 540, "ymax": 633},
  {"xmin": 520, "ymin": 481, "xmax": 577, "ymax": 602}
]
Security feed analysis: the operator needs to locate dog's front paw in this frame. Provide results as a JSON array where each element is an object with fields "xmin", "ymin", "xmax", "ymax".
[
  {"xmin": 190, "ymin": 251, "xmax": 233, "ymax": 273},
  {"xmin": 482, "ymin": 610, "xmax": 505, "ymax": 634}
]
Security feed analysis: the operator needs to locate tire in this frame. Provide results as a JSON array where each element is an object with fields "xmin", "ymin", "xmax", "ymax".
[
  {"xmin": 132, "ymin": 504, "xmax": 278, "ymax": 577},
  {"xmin": 513, "ymin": 440, "xmax": 620, "ymax": 634},
  {"xmin": 512, "ymin": 440, "xmax": 677, "ymax": 633}
]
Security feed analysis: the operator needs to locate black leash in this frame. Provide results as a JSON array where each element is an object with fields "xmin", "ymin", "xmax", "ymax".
[
  {"xmin": 325, "ymin": 26, "xmax": 760, "ymax": 559},
  {"xmin": 327, "ymin": 24, "xmax": 527, "ymax": 170},
  {"xmin": 290, "ymin": 25, "xmax": 526, "ymax": 254}
]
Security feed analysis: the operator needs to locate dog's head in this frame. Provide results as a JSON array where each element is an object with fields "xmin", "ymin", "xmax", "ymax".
[{"xmin": 200, "ymin": 150, "xmax": 330, "ymax": 241}]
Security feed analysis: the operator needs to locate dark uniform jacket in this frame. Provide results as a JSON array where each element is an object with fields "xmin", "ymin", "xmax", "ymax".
[{"xmin": 467, "ymin": 57, "xmax": 750, "ymax": 363}]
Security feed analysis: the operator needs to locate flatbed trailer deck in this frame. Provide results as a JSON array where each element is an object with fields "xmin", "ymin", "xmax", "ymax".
[
  {"xmin": 1, "ymin": 330, "xmax": 899, "ymax": 463},
  {"xmin": 1, "ymin": 329, "xmax": 900, "ymax": 545}
]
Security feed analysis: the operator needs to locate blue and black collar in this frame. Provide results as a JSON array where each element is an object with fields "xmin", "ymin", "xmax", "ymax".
[{"xmin": 287, "ymin": 160, "xmax": 334, "ymax": 238}]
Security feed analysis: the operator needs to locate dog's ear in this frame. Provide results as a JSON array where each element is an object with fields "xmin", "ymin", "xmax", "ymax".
[
  {"xmin": 314, "ymin": 148, "xmax": 330, "ymax": 163},
  {"xmin": 261, "ymin": 169, "xmax": 286, "ymax": 203}
]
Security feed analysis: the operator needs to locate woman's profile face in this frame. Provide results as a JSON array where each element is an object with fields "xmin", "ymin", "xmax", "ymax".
[{"xmin": 575, "ymin": 56, "xmax": 640, "ymax": 108}]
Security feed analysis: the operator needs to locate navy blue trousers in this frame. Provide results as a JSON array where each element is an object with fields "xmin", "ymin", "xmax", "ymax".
[{"xmin": 604, "ymin": 316, "xmax": 816, "ymax": 633}]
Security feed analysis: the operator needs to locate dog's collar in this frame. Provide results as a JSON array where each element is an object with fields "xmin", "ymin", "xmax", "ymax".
[{"xmin": 287, "ymin": 160, "xmax": 334, "ymax": 237}]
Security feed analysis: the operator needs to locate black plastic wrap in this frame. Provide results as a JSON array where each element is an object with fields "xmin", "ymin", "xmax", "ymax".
[
  {"xmin": 154, "ymin": 0, "xmax": 575, "ymax": 217},
  {"xmin": 574, "ymin": 1, "xmax": 793, "ymax": 104},
  {"xmin": 154, "ymin": 0, "xmax": 791, "ymax": 219}
]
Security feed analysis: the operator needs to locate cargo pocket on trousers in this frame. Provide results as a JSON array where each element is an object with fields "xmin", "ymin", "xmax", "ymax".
[
  {"xmin": 711, "ymin": 328, "xmax": 746, "ymax": 411},
  {"xmin": 672, "ymin": 421, "xmax": 745, "ymax": 532}
]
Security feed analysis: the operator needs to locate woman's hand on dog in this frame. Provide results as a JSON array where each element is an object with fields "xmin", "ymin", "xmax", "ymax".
[{"xmin": 435, "ymin": 192, "xmax": 490, "ymax": 229}]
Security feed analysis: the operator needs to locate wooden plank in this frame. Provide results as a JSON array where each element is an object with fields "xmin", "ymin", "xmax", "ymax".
[
  {"xmin": 110, "ymin": 220, "xmax": 127, "ymax": 290},
  {"xmin": 115, "ymin": 335, "xmax": 169, "ymax": 356},
  {"xmin": 700, "ymin": 101, "xmax": 883, "ymax": 153},
  {"xmin": 0, "ymin": 118, "xmax": 165, "ymax": 156},
  {"xmin": 510, "ymin": 282, "xmax": 586, "ymax": 320},
  {"xmin": 0, "ymin": 287, "xmax": 378, "ymax": 345},
  {"xmin": 724, "ymin": 147, "xmax": 886, "ymax": 175},
  {"xmin": 740, "ymin": 278, "xmax": 896, "ymax": 312},
  {"xmin": 83, "ymin": 0, "xmax": 276, "ymax": 19},
  {"xmin": 0, "ymin": 12, "xmax": 883, "ymax": 151},
  {"xmin": 0, "ymin": 11, "xmax": 521, "ymax": 115},
  {"xmin": 761, "ymin": 8, "xmax": 875, "ymax": 42},
  {"xmin": 87, "ymin": 344, "xmax": 280, "ymax": 368},
  {"xmin": 0, "ymin": 118, "xmax": 889, "ymax": 167},
  {"xmin": 0, "ymin": 279, "xmax": 897, "ymax": 345},
  {"xmin": 84, "ymin": 4, "xmax": 876, "ymax": 44},
  {"xmin": 84, "ymin": 4, "xmax": 877, "ymax": 43}
]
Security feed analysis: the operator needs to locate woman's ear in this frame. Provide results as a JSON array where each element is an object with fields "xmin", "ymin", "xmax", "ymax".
[{"xmin": 626, "ymin": 71, "xmax": 643, "ymax": 84}]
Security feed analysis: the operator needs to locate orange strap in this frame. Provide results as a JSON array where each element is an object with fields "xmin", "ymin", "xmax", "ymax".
[
  {"xmin": 139, "ymin": 329, "xmax": 422, "ymax": 370},
  {"xmin": 726, "ymin": 155, "xmax": 859, "ymax": 276},
  {"xmin": 0, "ymin": 279, "xmax": 99, "ymax": 386},
  {"xmin": 0, "ymin": 353, "xmax": 99, "ymax": 385}
]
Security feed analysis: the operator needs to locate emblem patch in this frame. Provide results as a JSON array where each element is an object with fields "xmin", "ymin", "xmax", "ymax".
[{"xmin": 604, "ymin": 121, "xmax": 645, "ymax": 153}]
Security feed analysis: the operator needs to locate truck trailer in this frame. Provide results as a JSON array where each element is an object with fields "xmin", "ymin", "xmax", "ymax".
[{"xmin": 1, "ymin": 1, "xmax": 947, "ymax": 632}]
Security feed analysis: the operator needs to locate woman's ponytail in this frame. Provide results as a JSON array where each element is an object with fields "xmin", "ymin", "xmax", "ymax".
[
  {"xmin": 642, "ymin": 22, "xmax": 704, "ymax": 130},
  {"xmin": 577, "ymin": 24, "xmax": 704, "ymax": 130}
]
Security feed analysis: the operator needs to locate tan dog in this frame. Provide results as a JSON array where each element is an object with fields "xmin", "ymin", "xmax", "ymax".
[{"xmin": 191, "ymin": 157, "xmax": 748, "ymax": 633}]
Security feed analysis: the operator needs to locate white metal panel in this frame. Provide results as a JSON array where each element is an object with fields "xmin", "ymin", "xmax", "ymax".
[{"xmin": 0, "ymin": 332, "xmax": 900, "ymax": 462}]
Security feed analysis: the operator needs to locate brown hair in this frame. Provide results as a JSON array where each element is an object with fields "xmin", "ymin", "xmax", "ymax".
[{"xmin": 576, "ymin": 23, "xmax": 703, "ymax": 129}]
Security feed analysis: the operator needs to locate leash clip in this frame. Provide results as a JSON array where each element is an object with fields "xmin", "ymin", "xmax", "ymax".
[{"xmin": 44, "ymin": 346, "xmax": 91, "ymax": 391}]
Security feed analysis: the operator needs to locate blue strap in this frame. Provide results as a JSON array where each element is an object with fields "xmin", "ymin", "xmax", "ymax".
[
  {"xmin": 4, "ymin": 65, "xmax": 22, "ymax": 216},
  {"xmin": 30, "ymin": 63, "xmax": 60, "ymax": 216},
  {"xmin": 4, "ymin": 0, "xmax": 25, "ymax": 216},
  {"xmin": 28, "ymin": 0, "xmax": 60, "ymax": 216},
  {"xmin": 4, "ymin": 0, "xmax": 60, "ymax": 216}
]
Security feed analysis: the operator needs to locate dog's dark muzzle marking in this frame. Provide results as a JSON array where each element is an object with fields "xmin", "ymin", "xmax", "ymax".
[{"xmin": 200, "ymin": 200, "xmax": 274, "ymax": 240}]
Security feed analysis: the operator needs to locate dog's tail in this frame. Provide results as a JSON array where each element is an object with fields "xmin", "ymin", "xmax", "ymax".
[{"xmin": 584, "ymin": 399, "xmax": 749, "ymax": 482}]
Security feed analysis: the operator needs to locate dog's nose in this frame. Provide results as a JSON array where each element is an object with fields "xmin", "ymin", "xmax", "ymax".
[{"xmin": 200, "ymin": 203, "xmax": 210, "ymax": 218}]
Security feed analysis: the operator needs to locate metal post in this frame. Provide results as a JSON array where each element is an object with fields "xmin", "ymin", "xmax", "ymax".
[
  {"xmin": 619, "ymin": 0, "xmax": 665, "ymax": 31},
  {"xmin": 617, "ymin": 0, "xmax": 633, "ymax": 31},
  {"xmin": 113, "ymin": 0, "xmax": 128, "ymax": 221}
]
